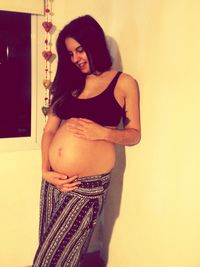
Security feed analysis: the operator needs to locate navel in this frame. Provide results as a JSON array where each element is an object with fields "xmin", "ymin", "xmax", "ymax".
[{"xmin": 58, "ymin": 147, "xmax": 63, "ymax": 157}]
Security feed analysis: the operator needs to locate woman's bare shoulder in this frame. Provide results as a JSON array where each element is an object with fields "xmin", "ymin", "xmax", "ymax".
[
  {"xmin": 118, "ymin": 72, "xmax": 139, "ymax": 95},
  {"xmin": 119, "ymin": 72, "xmax": 137, "ymax": 83}
]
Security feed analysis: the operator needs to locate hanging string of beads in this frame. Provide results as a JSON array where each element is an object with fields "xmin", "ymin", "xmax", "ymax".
[{"xmin": 42, "ymin": 0, "xmax": 55, "ymax": 118}]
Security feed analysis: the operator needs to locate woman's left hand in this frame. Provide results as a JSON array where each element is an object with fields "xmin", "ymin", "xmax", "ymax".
[{"xmin": 65, "ymin": 118, "xmax": 107, "ymax": 141}]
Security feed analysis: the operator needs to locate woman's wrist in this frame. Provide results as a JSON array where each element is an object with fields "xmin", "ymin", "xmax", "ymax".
[
  {"xmin": 42, "ymin": 168, "xmax": 50, "ymax": 176},
  {"xmin": 42, "ymin": 171, "xmax": 51, "ymax": 183},
  {"xmin": 102, "ymin": 127, "xmax": 112, "ymax": 141}
]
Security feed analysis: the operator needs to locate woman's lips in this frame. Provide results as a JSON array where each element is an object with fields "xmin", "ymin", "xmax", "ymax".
[{"xmin": 77, "ymin": 62, "xmax": 87, "ymax": 70}]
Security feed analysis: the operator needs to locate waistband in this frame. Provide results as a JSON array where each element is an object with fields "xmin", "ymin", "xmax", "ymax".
[{"xmin": 71, "ymin": 172, "xmax": 111, "ymax": 197}]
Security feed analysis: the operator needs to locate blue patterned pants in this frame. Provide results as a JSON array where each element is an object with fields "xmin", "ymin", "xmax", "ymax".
[{"xmin": 32, "ymin": 172, "xmax": 110, "ymax": 267}]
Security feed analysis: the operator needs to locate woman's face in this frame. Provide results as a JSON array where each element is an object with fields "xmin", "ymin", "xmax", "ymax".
[{"xmin": 65, "ymin": 37, "xmax": 91, "ymax": 74}]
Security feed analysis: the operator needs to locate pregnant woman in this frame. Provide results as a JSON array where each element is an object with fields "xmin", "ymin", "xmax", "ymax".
[{"xmin": 33, "ymin": 15, "xmax": 141, "ymax": 267}]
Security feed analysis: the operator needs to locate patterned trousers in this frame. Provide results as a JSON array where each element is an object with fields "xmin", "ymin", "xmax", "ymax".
[{"xmin": 32, "ymin": 172, "xmax": 110, "ymax": 267}]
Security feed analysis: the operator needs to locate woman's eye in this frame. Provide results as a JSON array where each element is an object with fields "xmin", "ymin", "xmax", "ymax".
[{"xmin": 77, "ymin": 47, "xmax": 84, "ymax": 53}]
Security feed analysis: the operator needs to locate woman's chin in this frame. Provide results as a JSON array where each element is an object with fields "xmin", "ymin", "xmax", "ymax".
[{"xmin": 80, "ymin": 67, "xmax": 90, "ymax": 74}]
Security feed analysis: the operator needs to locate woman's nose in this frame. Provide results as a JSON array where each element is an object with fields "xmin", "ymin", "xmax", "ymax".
[{"xmin": 71, "ymin": 52, "xmax": 79, "ymax": 63}]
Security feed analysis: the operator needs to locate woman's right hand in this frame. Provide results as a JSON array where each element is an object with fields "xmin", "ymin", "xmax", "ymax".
[{"xmin": 42, "ymin": 171, "xmax": 81, "ymax": 192}]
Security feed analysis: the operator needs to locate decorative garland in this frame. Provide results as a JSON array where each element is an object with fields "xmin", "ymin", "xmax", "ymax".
[{"xmin": 41, "ymin": 0, "xmax": 55, "ymax": 118}]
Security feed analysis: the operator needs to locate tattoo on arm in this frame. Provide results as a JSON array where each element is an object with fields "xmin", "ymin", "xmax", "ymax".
[{"xmin": 123, "ymin": 116, "xmax": 130, "ymax": 126}]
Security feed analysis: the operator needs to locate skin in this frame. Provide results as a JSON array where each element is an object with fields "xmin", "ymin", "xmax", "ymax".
[
  {"xmin": 42, "ymin": 37, "xmax": 141, "ymax": 192},
  {"xmin": 65, "ymin": 37, "xmax": 90, "ymax": 74}
]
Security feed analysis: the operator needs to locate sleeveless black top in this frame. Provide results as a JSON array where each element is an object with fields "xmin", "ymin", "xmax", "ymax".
[{"xmin": 56, "ymin": 71, "xmax": 124, "ymax": 126}]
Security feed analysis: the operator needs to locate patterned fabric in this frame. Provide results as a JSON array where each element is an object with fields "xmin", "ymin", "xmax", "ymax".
[{"xmin": 32, "ymin": 172, "xmax": 110, "ymax": 267}]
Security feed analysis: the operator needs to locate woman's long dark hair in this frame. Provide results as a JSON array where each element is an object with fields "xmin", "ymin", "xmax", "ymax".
[{"xmin": 50, "ymin": 15, "xmax": 112, "ymax": 114}]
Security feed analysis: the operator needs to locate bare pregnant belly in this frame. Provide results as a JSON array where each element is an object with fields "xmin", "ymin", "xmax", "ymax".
[{"xmin": 49, "ymin": 120, "xmax": 116, "ymax": 177}]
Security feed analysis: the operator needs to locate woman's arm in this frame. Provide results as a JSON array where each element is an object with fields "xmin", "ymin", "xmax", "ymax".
[
  {"xmin": 103, "ymin": 74, "xmax": 141, "ymax": 145},
  {"xmin": 103, "ymin": 128, "xmax": 140, "ymax": 146}
]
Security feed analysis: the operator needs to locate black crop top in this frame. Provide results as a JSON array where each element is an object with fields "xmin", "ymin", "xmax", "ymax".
[{"xmin": 56, "ymin": 71, "xmax": 124, "ymax": 126}]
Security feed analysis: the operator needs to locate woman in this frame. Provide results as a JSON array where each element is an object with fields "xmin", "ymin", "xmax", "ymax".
[{"xmin": 33, "ymin": 15, "xmax": 141, "ymax": 267}]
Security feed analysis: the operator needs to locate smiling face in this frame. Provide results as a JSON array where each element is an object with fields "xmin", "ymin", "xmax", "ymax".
[{"xmin": 65, "ymin": 37, "xmax": 91, "ymax": 74}]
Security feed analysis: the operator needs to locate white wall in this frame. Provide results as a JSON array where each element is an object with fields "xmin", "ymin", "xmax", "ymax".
[
  {"xmin": 0, "ymin": 150, "xmax": 41, "ymax": 267},
  {"xmin": 1, "ymin": 1, "xmax": 200, "ymax": 267},
  {"xmin": 103, "ymin": 1, "xmax": 200, "ymax": 267}
]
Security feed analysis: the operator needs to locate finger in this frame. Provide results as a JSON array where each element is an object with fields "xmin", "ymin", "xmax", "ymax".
[
  {"xmin": 66, "ymin": 175, "xmax": 79, "ymax": 183},
  {"xmin": 53, "ymin": 172, "xmax": 68, "ymax": 180},
  {"xmin": 73, "ymin": 120, "xmax": 88, "ymax": 130},
  {"xmin": 60, "ymin": 186, "xmax": 79, "ymax": 192},
  {"xmin": 78, "ymin": 135, "xmax": 90, "ymax": 140},
  {"xmin": 57, "ymin": 175, "xmax": 79, "ymax": 186},
  {"xmin": 72, "ymin": 127, "xmax": 85, "ymax": 133},
  {"xmin": 79, "ymin": 118, "xmax": 93, "ymax": 123},
  {"xmin": 59, "ymin": 176, "xmax": 69, "ymax": 180},
  {"xmin": 61, "ymin": 181, "xmax": 81, "ymax": 188},
  {"xmin": 69, "ymin": 132, "xmax": 88, "ymax": 140},
  {"xmin": 66, "ymin": 126, "xmax": 87, "ymax": 135},
  {"xmin": 67, "ymin": 121, "xmax": 83, "ymax": 128},
  {"xmin": 66, "ymin": 126, "xmax": 84, "ymax": 134},
  {"xmin": 66, "ymin": 122, "xmax": 77, "ymax": 128}
]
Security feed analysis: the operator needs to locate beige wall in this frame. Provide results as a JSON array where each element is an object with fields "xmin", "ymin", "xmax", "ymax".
[
  {"xmin": 103, "ymin": 1, "xmax": 200, "ymax": 267},
  {"xmin": 0, "ymin": 151, "xmax": 41, "ymax": 267},
  {"xmin": 0, "ymin": 1, "xmax": 200, "ymax": 266}
]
